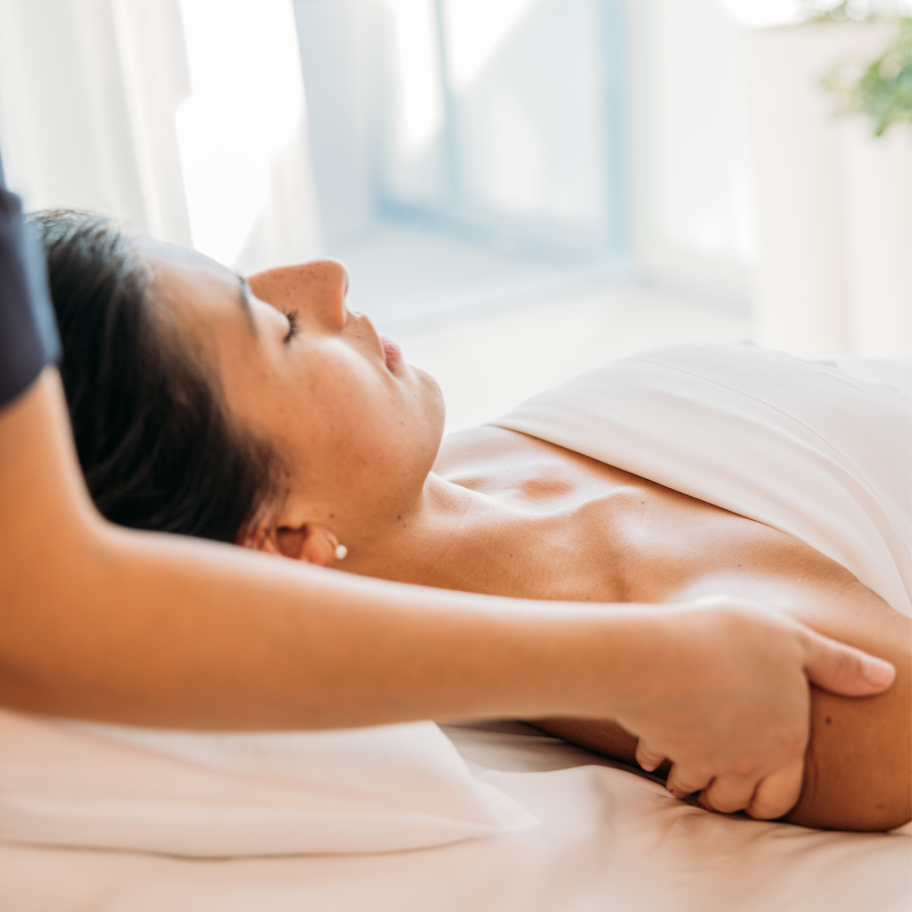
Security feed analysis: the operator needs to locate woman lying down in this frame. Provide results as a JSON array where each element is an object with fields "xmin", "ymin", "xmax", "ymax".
[{"xmin": 37, "ymin": 211, "xmax": 910, "ymax": 833}]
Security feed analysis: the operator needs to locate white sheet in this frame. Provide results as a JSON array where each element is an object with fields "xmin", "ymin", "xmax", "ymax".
[
  {"xmin": 0, "ymin": 712, "xmax": 534, "ymax": 857},
  {"xmin": 0, "ymin": 723, "xmax": 909, "ymax": 912}
]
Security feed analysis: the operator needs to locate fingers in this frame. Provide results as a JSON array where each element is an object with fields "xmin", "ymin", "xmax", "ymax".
[
  {"xmin": 698, "ymin": 775, "xmax": 757, "ymax": 815},
  {"xmin": 665, "ymin": 763, "xmax": 712, "ymax": 801},
  {"xmin": 802, "ymin": 628, "xmax": 895, "ymax": 697},
  {"xmin": 746, "ymin": 760, "xmax": 804, "ymax": 820},
  {"xmin": 635, "ymin": 739, "xmax": 667, "ymax": 773},
  {"xmin": 695, "ymin": 761, "xmax": 804, "ymax": 820}
]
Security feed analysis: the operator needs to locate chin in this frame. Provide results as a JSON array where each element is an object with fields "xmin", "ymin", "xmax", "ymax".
[
  {"xmin": 411, "ymin": 364, "xmax": 444, "ymax": 413},
  {"xmin": 412, "ymin": 364, "xmax": 446, "ymax": 450}
]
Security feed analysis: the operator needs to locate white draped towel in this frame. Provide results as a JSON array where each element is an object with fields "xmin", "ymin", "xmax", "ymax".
[{"xmin": 493, "ymin": 344, "xmax": 911, "ymax": 617}]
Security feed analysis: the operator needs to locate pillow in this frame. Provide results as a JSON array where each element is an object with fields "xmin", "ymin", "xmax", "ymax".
[{"xmin": 0, "ymin": 708, "xmax": 537, "ymax": 857}]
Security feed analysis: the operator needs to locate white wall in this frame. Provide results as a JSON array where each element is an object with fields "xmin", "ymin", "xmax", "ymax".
[
  {"xmin": 746, "ymin": 20, "xmax": 912, "ymax": 355},
  {"xmin": 629, "ymin": 0, "xmax": 754, "ymax": 308},
  {"xmin": 293, "ymin": 0, "xmax": 621, "ymax": 261}
]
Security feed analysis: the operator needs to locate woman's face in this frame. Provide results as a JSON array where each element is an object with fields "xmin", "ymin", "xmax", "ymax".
[{"xmin": 137, "ymin": 240, "xmax": 445, "ymax": 550}]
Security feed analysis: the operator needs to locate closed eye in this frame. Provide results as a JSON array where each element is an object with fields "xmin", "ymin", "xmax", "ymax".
[{"xmin": 284, "ymin": 310, "xmax": 301, "ymax": 342}]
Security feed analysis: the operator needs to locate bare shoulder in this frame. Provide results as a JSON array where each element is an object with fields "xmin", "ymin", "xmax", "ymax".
[
  {"xmin": 678, "ymin": 571, "xmax": 911, "ymax": 830},
  {"xmin": 787, "ymin": 582, "xmax": 911, "ymax": 830}
]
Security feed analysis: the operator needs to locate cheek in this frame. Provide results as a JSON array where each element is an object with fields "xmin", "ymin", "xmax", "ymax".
[
  {"xmin": 330, "ymin": 387, "xmax": 437, "ymax": 496},
  {"xmin": 248, "ymin": 352, "xmax": 441, "ymax": 499},
  {"xmin": 273, "ymin": 367, "xmax": 390, "ymax": 469}
]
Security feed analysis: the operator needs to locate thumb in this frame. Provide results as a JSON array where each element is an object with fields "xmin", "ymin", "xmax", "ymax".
[{"xmin": 803, "ymin": 628, "xmax": 895, "ymax": 697}]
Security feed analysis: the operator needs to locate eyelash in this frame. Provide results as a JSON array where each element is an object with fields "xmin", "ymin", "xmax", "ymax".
[{"xmin": 284, "ymin": 310, "xmax": 301, "ymax": 342}]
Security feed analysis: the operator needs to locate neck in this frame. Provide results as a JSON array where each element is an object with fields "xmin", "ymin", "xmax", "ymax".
[{"xmin": 340, "ymin": 473, "xmax": 551, "ymax": 597}]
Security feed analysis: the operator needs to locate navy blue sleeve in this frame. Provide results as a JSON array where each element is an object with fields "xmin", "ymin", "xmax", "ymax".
[{"xmin": 0, "ymin": 187, "xmax": 60, "ymax": 410}]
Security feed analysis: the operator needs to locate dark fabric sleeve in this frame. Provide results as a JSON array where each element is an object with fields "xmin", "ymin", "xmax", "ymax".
[{"xmin": 0, "ymin": 187, "xmax": 61, "ymax": 410}]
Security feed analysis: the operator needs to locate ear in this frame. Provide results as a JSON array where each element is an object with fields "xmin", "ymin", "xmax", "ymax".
[{"xmin": 248, "ymin": 523, "xmax": 339, "ymax": 567}]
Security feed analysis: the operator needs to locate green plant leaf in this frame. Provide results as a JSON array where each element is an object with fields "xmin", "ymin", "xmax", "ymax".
[{"xmin": 820, "ymin": 18, "xmax": 912, "ymax": 138}]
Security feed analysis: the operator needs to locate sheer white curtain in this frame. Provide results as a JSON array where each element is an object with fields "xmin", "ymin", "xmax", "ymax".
[{"xmin": 0, "ymin": 0, "xmax": 322, "ymax": 273}]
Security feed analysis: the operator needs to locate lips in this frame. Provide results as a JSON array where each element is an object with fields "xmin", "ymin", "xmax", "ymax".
[{"xmin": 380, "ymin": 336, "xmax": 401, "ymax": 371}]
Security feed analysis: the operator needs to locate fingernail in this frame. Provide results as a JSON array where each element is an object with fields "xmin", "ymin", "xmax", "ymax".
[
  {"xmin": 863, "ymin": 659, "xmax": 895, "ymax": 687},
  {"xmin": 669, "ymin": 789, "xmax": 688, "ymax": 800},
  {"xmin": 639, "ymin": 759, "xmax": 658, "ymax": 772}
]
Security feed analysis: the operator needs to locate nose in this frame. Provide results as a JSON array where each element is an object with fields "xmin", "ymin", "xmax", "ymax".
[{"xmin": 246, "ymin": 259, "xmax": 349, "ymax": 328}]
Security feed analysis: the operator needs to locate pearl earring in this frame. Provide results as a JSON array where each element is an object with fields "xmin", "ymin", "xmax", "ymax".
[{"xmin": 326, "ymin": 532, "xmax": 347, "ymax": 561}]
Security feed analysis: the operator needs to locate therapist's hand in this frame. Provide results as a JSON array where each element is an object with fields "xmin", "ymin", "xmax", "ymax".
[{"xmin": 616, "ymin": 598, "xmax": 896, "ymax": 821}]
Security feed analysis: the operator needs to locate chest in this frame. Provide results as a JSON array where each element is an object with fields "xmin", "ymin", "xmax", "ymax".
[{"xmin": 435, "ymin": 427, "xmax": 847, "ymax": 605}]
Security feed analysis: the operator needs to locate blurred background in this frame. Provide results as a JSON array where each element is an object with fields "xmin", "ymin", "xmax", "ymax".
[{"xmin": 0, "ymin": 0, "xmax": 909, "ymax": 430}]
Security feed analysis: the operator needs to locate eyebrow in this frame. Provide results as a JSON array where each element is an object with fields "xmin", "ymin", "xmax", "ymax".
[{"xmin": 235, "ymin": 275, "xmax": 257, "ymax": 335}]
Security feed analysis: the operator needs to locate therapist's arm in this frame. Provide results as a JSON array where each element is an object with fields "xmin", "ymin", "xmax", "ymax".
[{"xmin": 0, "ymin": 370, "xmax": 895, "ymax": 822}]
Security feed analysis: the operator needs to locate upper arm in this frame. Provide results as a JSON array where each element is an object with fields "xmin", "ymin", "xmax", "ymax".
[
  {"xmin": 674, "ymin": 557, "xmax": 911, "ymax": 830},
  {"xmin": 782, "ymin": 585, "xmax": 911, "ymax": 830},
  {"xmin": 533, "ymin": 584, "xmax": 911, "ymax": 832}
]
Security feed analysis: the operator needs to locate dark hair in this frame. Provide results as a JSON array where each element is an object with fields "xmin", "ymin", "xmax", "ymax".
[{"xmin": 33, "ymin": 210, "xmax": 283, "ymax": 542}]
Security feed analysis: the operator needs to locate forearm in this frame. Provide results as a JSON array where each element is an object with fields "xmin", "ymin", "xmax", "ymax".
[
  {"xmin": 1, "ymin": 520, "xmax": 668, "ymax": 728},
  {"xmin": 0, "ymin": 377, "xmax": 663, "ymax": 726}
]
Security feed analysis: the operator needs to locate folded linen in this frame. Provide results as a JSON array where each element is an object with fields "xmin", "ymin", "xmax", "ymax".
[
  {"xmin": 494, "ymin": 343, "xmax": 911, "ymax": 617},
  {"xmin": 0, "ymin": 709, "xmax": 536, "ymax": 857}
]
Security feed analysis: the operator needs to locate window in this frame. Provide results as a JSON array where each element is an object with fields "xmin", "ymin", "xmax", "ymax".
[{"xmin": 294, "ymin": 0, "xmax": 630, "ymax": 320}]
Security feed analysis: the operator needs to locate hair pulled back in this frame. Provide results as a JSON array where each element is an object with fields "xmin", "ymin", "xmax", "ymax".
[{"xmin": 34, "ymin": 210, "xmax": 281, "ymax": 542}]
